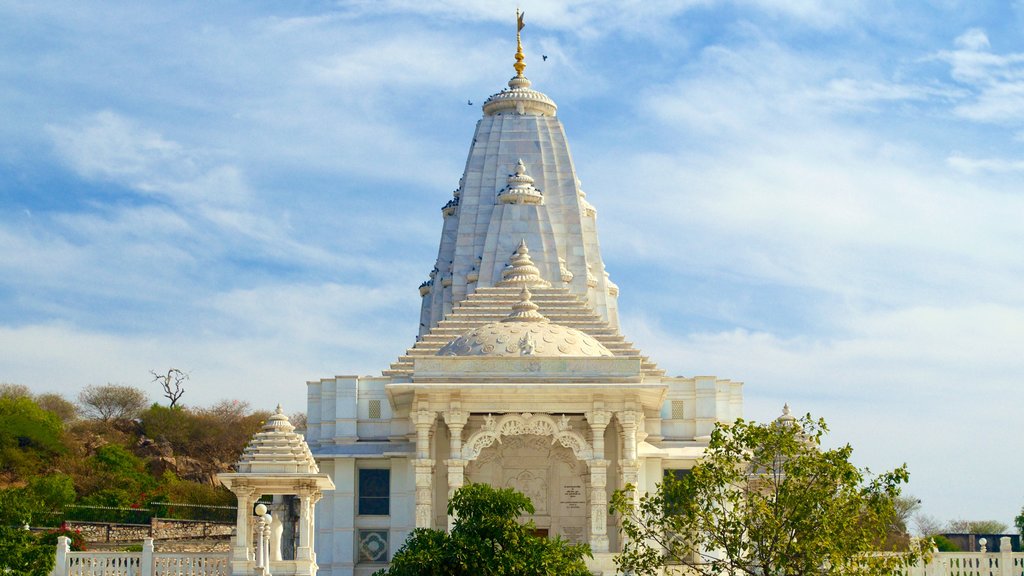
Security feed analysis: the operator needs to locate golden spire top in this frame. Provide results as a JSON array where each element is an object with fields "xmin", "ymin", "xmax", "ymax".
[{"xmin": 514, "ymin": 8, "xmax": 526, "ymax": 77}]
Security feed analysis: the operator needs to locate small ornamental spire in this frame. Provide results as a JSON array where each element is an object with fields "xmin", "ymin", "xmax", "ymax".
[
  {"xmin": 515, "ymin": 8, "xmax": 526, "ymax": 77},
  {"xmin": 264, "ymin": 404, "xmax": 295, "ymax": 432},
  {"xmin": 497, "ymin": 239, "xmax": 551, "ymax": 287},
  {"xmin": 502, "ymin": 286, "xmax": 548, "ymax": 323},
  {"xmin": 776, "ymin": 403, "xmax": 796, "ymax": 426},
  {"xmin": 497, "ymin": 159, "xmax": 543, "ymax": 205}
]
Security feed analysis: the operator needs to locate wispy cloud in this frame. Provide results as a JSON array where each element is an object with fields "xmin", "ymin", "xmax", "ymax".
[{"xmin": 936, "ymin": 28, "xmax": 1024, "ymax": 123}]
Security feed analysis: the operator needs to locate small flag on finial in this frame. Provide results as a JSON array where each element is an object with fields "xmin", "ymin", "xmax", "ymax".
[{"xmin": 517, "ymin": 10, "xmax": 525, "ymax": 32}]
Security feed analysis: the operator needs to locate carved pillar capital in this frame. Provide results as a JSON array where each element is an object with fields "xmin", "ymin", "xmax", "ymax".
[
  {"xmin": 585, "ymin": 409, "xmax": 612, "ymax": 428},
  {"xmin": 414, "ymin": 411, "xmax": 437, "ymax": 459},
  {"xmin": 444, "ymin": 409, "xmax": 470, "ymax": 461},
  {"xmin": 414, "ymin": 409, "xmax": 438, "ymax": 427},
  {"xmin": 616, "ymin": 410, "xmax": 644, "ymax": 462},
  {"xmin": 586, "ymin": 409, "xmax": 612, "ymax": 460},
  {"xmin": 443, "ymin": 409, "xmax": 469, "ymax": 427}
]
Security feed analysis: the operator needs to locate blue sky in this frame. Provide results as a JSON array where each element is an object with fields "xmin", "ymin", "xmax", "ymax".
[{"xmin": 2, "ymin": 1, "xmax": 1022, "ymax": 528}]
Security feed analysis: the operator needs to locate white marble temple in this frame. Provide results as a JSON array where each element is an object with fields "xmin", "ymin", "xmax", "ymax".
[{"xmin": 306, "ymin": 33, "xmax": 743, "ymax": 576}]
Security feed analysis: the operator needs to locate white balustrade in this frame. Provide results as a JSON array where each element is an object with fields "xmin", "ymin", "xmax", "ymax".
[
  {"xmin": 51, "ymin": 537, "xmax": 229, "ymax": 576},
  {"xmin": 52, "ymin": 534, "xmax": 1023, "ymax": 576}
]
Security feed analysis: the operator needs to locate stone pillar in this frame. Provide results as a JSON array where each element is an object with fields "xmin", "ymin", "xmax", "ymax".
[
  {"xmin": 140, "ymin": 538, "xmax": 154, "ymax": 576},
  {"xmin": 232, "ymin": 486, "xmax": 255, "ymax": 566},
  {"xmin": 309, "ymin": 491, "xmax": 322, "ymax": 566},
  {"xmin": 414, "ymin": 409, "xmax": 437, "ymax": 529},
  {"xmin": 999, "ymin": 536, "xmax": 1013, "ymax": 576},
  {"xmin": 53, "ymin": 536, "xmax": 70, "ymax": 576},
  {"xmin": 585, "ymin": 409, "xmax": 612, "ymax": 553},
  {"xmin": 295, "ymin": 491, "xmax": 312, "ymax": 562},
  {"xmin": 443, "ymin": 409, "xmax": 469, "ymax": 531},
  {"xmin": 617, "ymin": 411, "xmax": 643, "ymax": 513},
  {"xmin": 270, "ymin": 513, "xmax": 283, "ymax": 562},
  {"xmin": 588, "ymin": 459, "xmax": 610, "ymax": 553}
]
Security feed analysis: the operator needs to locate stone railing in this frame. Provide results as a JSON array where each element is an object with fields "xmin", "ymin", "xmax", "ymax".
[
  {"xmin": 902, "ymin": 537, "xmax": 1023, "ymax": 576},
  {"xmin": 50, "ymin": 537, "xmax": 229, "ymax": 576}
]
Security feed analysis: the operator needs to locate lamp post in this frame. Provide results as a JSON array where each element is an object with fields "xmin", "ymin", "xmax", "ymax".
[{"xmin": 253, "ymin": 503, "xmax": 273, "ymax": 575}]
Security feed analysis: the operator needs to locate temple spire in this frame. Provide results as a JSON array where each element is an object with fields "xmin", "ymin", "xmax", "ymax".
[{"xmin": 515, "ymin": 8, "xmax": 526, "ymax": 77}]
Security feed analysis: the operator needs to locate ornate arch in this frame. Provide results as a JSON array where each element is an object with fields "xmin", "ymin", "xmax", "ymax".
[{"xmin": 461, "ymin": 413, "xmax": 593, "ymax": 462}]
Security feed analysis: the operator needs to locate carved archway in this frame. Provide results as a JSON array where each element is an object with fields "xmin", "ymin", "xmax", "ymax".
[{"xmin": 461, "ymin": 413, "xmax": 594, "ymax": 462}]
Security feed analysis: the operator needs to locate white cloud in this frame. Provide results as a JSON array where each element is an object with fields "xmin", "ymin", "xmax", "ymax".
[
  {"xmin": 935, "ymin": 28, "xmax": 1024, "ymax": 123},
  {"xmin": 954, "ymin": 28, "xmax": 991, "ymax": 51},
  {"xmin": 947, "ymin": 154, "xmax": 1024, "ymax": 173},
  {"xmin": 47, "ymin": 111, "xmax": 249, "ymax": 208}
]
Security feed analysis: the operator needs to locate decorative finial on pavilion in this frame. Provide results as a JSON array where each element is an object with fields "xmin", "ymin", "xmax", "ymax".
[
  {"xmin": 502, "ymin": 286, "xmax": 548, "ymax": 323},
  {"xmin": 514, "ymin": 8, "xmax": 526, "ymax": 77}
]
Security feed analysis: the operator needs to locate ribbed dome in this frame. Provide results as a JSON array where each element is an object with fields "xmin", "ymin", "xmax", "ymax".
[
  {"xmin": 236, "ymin": 406, "xmax": 319, "ymax": 474},
  {"xmin": 437, "ymin": 287, "xmax": 612, "ymax": 358}
]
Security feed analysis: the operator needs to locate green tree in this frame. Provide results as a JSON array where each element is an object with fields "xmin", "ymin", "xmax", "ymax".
[
  {"xmin": 610, "ymin": 412, "xmax": 925, "ymax": 576},
  {"xmin": 0, "ymin": 487, "xmax": 56, "ymax": 575},
  {"xmin": 78, "ymin": 444, "xmax": 157, "ymax": 508},
  {"xmin": 376, "ymin": 483, "xmax": 592, "ymax": 576},
  {"xmin": 77, "ymin": 384, "xmax": 148, "ymax": 422},
  {"xmin": 0, "ymin": 395, "xmax": 64, "ymax": 479},
  {"xmin": 1016, "ymin": 506, "xmax": 1024, "ymax": 538}
]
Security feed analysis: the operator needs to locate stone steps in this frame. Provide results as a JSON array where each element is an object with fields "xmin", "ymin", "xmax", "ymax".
[{"xmin": 385, "ymin": 283, "xmax": 662, "ymax": 377}]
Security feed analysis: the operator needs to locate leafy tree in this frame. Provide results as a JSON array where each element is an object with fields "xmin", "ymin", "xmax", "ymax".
[
  {"xmin": 0, "ymin": 395, "xmax": 64, "ymax": 479},
  {"xmin": 0, "ymin": 382, "xmax": 31, "ymax": 399},
  {"xmin": 376, "ymin": 483, "xmax": 592, "ymax": 576},
  {"xmin": 151, "ymin": 368, "xmax": 188, "ymax": 407},
  {"xmin": 946, "ymin": 519, "xmax": 1009, "ymax": 534},
  {"xmin": 77, "ymin": 384, "xmax": 148, "ymax": 422},
  {"xmin": 35, "ymin": 392, "xmax": 78, "ymax": 423},
  {"xmin": 610, "ymin": 412, "xmax": 925, "ymax": 576},
  {"xmin": 77, "ymin": 444, "xmax": 157, "ymax": 508},
  {"xmin": 1016, "ymin": 506, "xmax": 1023, "ymax": 538},
  {"xmin": 0, "ymin": 487, "xmax": 56, "ymax": 575}
]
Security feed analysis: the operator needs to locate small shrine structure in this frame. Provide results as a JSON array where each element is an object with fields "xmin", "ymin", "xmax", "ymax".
[{"xmin": 219, "ymin": 406, "xmax": 335, "ymax": 575}]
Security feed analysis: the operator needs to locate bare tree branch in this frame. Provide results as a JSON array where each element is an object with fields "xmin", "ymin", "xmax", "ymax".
[{"xmin": 150, "ymin": 368, "xmax": 188, "ymax": 407}]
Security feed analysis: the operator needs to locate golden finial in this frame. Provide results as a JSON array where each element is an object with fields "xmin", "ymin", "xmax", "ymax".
[{"xmin": 514, "ymin": 8, "xmax": 526, "ymax": 77}]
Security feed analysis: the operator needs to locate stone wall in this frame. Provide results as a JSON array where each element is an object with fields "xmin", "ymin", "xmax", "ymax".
[{"xmin": 69, "ymin": 518, "xmax": 233, "ymax": 547}]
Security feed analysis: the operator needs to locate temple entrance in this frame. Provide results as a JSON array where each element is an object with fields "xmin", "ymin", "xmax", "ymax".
[{"xmin": 465, "ymin": 435, "xmax": 589, "ymax": 543}]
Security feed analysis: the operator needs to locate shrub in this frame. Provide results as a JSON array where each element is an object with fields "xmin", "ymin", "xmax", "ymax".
[
  {"xmin": 932, "ymin": 534, "xmax": 960, "ymax": 551},
  {"xmin": 39, "ymin": 523, "xmax": 87, "ymax": 551}
]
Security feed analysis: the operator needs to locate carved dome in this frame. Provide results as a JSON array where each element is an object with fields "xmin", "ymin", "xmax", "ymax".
[
  {"xmin": 235, "ymin": 405, "xmax": 319, "ymax": 474},
  {"xmin": 437, "ymin": 287, "xmax": 612, "ymax": 358}
]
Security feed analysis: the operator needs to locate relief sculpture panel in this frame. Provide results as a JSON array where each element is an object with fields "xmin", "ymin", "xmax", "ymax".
[{"xmin": 466, "ymin": 434, "xmax": 589, "ymax": 543}]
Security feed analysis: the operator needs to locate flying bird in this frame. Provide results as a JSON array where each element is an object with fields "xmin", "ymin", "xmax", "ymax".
[
  {"xmin": 542, "ymin": 55, "xmax": 548, "ymax": 61},
  {"xmin": 467, "ymin": 100, "xmax": 473, "ymax": 106}
]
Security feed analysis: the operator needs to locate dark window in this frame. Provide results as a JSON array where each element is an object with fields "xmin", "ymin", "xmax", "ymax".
[{"xmin": 359, "ymin": 469, "xmax": 390, "ymax": 515}]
